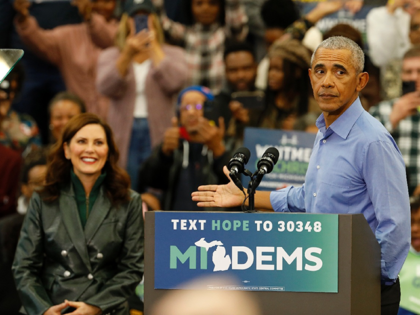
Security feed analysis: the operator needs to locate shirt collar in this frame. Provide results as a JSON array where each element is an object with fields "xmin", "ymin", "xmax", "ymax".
[
  {"xmin": 70, "ymin": 169, "xmax": 106, "ymax": 197},
  {"xmin": 316, "ymin": 97, "xmax": 364, "ymax": 140}
]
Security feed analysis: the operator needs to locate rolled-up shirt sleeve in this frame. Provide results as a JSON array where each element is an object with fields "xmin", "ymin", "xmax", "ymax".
[{"xmin": 270, "ymin": 184, "xmax": 306, "ymax": 213}]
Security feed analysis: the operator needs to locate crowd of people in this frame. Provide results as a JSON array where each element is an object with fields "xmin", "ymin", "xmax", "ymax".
[{"xmin": 1, "ymin": 0, "xmax": 420, "ymax": 314}]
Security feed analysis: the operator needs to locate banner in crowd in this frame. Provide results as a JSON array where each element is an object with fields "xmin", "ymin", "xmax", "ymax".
[
  {"xmin": 154, "ymin": 212, "xmax": 339, "ymax": 292},
  {"xmin": 243, "ymin": 127, "xmax": 316, "ymax": 190}
]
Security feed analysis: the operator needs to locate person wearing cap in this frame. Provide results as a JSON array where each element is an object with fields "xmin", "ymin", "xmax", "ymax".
[
  {"xmin": 138, "ymin": 86, "xmax": 230, "ymax": 210},
  {"xmin": 97, "ymin": 0, "xmax": 188, "ymax": 190},
  {"xmin": 13, "ymin": 0, "xmax": 119, "ymax": 120}
]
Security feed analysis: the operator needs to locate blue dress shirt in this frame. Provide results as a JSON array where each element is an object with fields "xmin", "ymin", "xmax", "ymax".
[{"xmin": 270, "ymin": 98, "xmax": 410, "ymax": 281}]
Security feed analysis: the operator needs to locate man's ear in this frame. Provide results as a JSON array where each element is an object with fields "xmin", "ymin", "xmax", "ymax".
[
  {"xmin": 356, "ymin": 72, "xmax": 369, "ymax": 92},
  {"xmin": 308, "ymin": 68, "xmax": 314, "ymax": 87}
]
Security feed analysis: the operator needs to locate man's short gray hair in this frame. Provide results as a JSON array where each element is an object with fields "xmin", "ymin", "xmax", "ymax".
[{"xmin": 310, "ymin": 36, "xmax": 365, "ymax": 73}]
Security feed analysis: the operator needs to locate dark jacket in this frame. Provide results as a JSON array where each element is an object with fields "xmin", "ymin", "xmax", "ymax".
[
  {"xmin": 139, "ymin": 140, "xmax": 230, "ymax": 210},
  {"xmin": 12, "ymin": 183, "xmax": 144, "ymax": 315}
]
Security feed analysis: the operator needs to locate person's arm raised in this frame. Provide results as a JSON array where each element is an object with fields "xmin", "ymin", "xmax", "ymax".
[{"xmin": 191, "ymin": 166, "xmax": 273, "ymax": 210}]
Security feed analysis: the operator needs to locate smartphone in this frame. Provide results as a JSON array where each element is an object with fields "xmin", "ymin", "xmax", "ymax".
[
  {"xmin": 402, "ymin": 81, "xmax": 416, "ymax": 95},
  {"xmin": 231, "ymin": 90, "xmax": 265, "ymax": 110},
  {"xmin": 203, "ymin": 100, "xmax": 220, "ymax": 127},
  {"xmin": 134, "ymin": 14, "xmax": 148, "ymax": 34}
]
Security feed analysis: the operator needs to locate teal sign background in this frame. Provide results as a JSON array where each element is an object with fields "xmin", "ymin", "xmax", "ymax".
[{"xmin": 155, "ymin": 212, "xmax": 338, "ymax": 292}]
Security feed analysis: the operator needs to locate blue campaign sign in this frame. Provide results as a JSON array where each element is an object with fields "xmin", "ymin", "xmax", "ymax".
[
  {"xmin": 155, "ymin": 212, "xmax": 338, "ymax": 292},
  {"xmin": 243, "ymin": 128, "xmax": 316, "ymax": 190}
]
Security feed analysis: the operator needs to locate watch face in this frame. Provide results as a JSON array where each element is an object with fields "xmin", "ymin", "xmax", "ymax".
[{"xmin": 0, "ymin": 49, "xmax": 24, "ymax": 84}]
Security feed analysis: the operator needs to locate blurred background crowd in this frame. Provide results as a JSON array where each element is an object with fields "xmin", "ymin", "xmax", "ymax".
[{"xmin": 1, "ymin": 0, "xmax": 420, "ymax": 313}]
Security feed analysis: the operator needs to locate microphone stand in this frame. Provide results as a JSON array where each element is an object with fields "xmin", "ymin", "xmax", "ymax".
[
  {"xmin": 247, "ymin": 178, "xmax": 256, "ymax": 212},
  {"xmin": 241, "ymin": 170, "xmax": 265, "ymax": 213}
]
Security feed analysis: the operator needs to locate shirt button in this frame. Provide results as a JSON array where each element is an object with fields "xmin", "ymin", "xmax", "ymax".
[
  {"xmin": 313, "ymin": 193, "xmax": 317, "ymax": 197},
  {"xmin": 61, "ymin": 250, "xmax": 68, "ymax": 257},
  {"xmin": 97, "ymin": 253, "xmax": 103, "ymax": 259},
  {"xmin": 317, "ymin": 165, "xmax": 320, "ymax": 169},
  {"xmin": 323, "ymin": 140, "xmax": 326, "ymax": 144},
  {"xmin": 87, "ymin": 273, "xmax": 93, "ymax": 280},
  {"xmin": 64, "ymin": 271, "xmax": 71, "ymax": 277}
]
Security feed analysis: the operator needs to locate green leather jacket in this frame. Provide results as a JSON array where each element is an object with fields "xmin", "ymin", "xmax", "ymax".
[{"xmin": 12, "ymin": 183, "xmax": 144, "ymax": 315}]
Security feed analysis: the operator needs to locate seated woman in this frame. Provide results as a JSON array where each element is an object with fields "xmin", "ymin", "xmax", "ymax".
[
  {"xmin": 97, "ymin": 1, "xmax": 188, "ymax": 190},
  {"xmin": 13, "ymin": 113, "xmax": 144, "ymax": 315},
  {"xmin": 48, "ymin": 91, "xmax": 86, "ymax": 144}
]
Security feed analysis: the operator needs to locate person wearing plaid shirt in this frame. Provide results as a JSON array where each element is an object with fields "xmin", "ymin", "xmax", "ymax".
[
  {"xmin": 152, "ymin": 0, "xmax": 248, "ymax": 94},
  {"xmin": 370, "ymin": 45, "xmax": 420, "ymax": 196}
]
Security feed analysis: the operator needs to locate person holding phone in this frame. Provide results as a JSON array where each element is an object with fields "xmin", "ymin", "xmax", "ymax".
[
  {"xmin": 138, "ymin": 86, "xmax": 229, "ymax": 211},
  {"xmin": 214, "ymin": 42, "xmax": 259, "ymax": 128},
  {"xmin": 256, "ymin": 39, "xmax": 319, "ymax": 132},
  {"xmin": 371, "ymin": 45, "xmax": 420, "ymax": 196},
  {"xmin": 96, "ymin": 0, "xmax": 188, "ymax": 191},
  {"xmin": 13, "ymin": 0, "xmax": 119, "ymax": 121}
]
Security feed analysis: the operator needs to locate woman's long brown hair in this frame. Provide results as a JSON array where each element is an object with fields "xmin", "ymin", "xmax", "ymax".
[{"xmin": 42, "ymin": 113, "xmax": 131, "ymax": 205}]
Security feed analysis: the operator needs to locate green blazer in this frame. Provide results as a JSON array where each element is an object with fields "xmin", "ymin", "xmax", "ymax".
[{"xmin": 12, "ymin": 183, "xmax": 144, "ymax": 315}]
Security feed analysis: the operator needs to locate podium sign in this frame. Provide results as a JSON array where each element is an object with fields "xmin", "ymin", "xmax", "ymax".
[{"xmin": 154, "ymin": 212, "xmax": 338, "ymax": 292}]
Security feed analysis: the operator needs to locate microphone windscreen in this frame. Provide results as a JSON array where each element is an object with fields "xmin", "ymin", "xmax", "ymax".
[
  {"xmin": 265, "ymin": 147, "xmax": 279, "ymax": 164},
  {"xmin": 235, "ymin": 147, "xmax": 251, "ymax": 164}
]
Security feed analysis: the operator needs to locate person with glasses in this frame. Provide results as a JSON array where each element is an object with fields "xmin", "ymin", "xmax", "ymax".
[{"xmin": 139, "ymin": 86, "xmax": 230, "ymax": 210}]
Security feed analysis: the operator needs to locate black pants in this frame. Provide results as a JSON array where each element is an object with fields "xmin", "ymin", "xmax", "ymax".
[{"xmin": 381, "ymin": 279, "xmax": 401, "ymax": 315}]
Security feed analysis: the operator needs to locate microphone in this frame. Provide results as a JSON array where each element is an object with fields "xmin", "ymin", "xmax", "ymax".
[
  {"xmin": 228, "ymin": 147, "xmax": 251, "ymax": 191},
  {"xmin": 228, "ymin": 147, "xmax": 251, "ymax": 175},
  {"xmin": 256, "ymin": 147, "xmax": 279, "ymax": 175}
]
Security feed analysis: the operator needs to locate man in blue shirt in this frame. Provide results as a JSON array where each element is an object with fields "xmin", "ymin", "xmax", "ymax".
[{"xmin": 192, "ymin": 36, "xmax": 411, "ymax": 315}]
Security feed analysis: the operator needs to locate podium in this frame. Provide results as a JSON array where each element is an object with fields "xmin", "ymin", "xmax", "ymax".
[{"xmin": 145, "ymin": 211, "xmax": 380, "ymax": 315}]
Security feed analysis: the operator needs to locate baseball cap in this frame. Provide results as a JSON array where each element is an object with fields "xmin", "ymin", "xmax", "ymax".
[{"xmin": 125, "ymin": 0, "xmax": 155, "ymax": 16}]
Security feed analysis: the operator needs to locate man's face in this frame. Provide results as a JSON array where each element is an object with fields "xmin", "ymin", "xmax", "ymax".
[
  {"xmin": 192, "ymin": 0, "xmax": 220, "ymax": 26},
  {"xmin": 179, "ymin": 91, "xmax": 206, "ymax": 134},
  {"xmin": 309, "ymin": 48, "xmax": 368, "ymax": 119},
  {"xmin": 225, "ymin": 51, "xmax": 257, "ymax": 92},
  {"xmin": 401, "ymin": 56, "xmax": 420, "ymax": 91}
]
